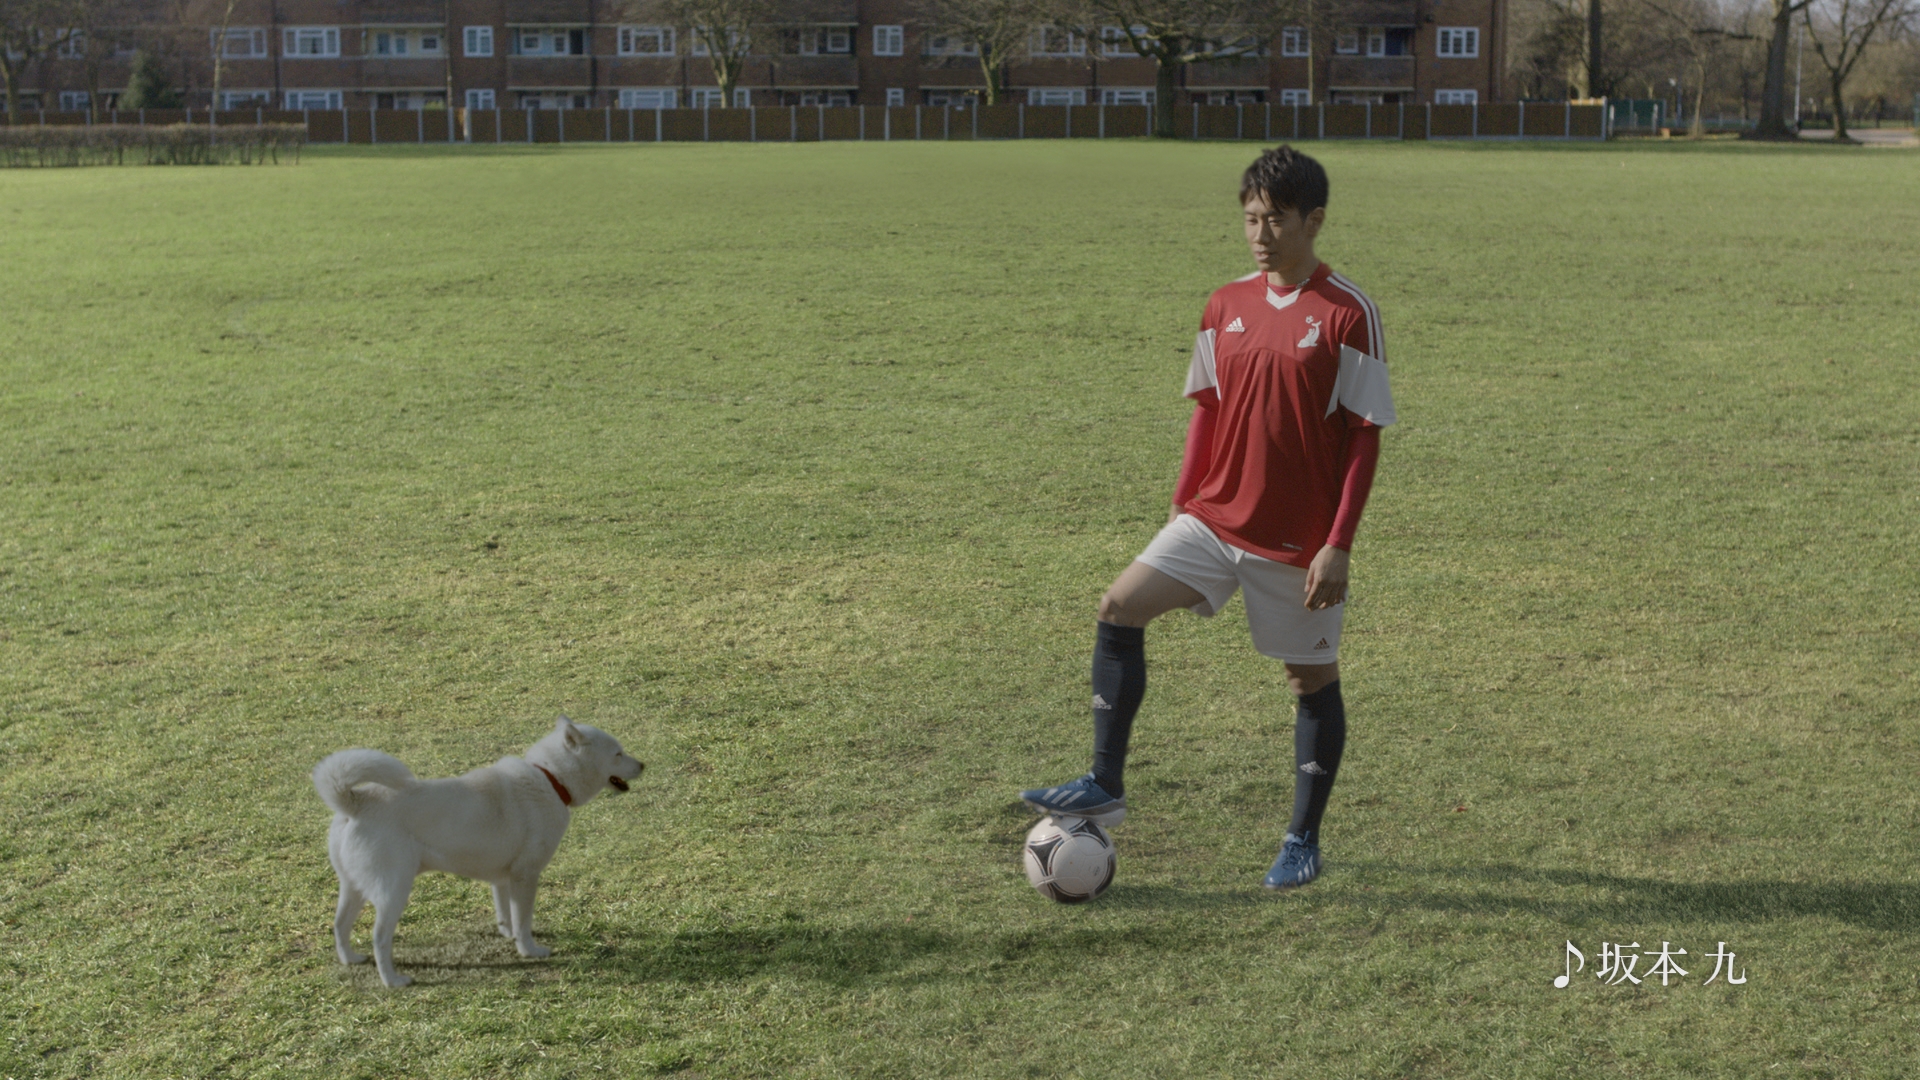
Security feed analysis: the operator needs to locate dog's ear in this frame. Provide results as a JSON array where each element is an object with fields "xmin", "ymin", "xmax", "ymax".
[{"xmin": 557, "ymin": 715, "xmax": 583, "ymax": 748}]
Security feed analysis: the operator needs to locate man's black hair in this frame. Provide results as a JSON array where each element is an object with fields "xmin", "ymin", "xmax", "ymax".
[{"xmin": 1239, "ymin": 145, "xmax": 1329, "ymax": 216}]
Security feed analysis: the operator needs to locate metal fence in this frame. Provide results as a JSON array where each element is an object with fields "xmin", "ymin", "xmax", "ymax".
[{"xmin": 1, "ymin": 102, "xmax": 1610, "ymax": 143}]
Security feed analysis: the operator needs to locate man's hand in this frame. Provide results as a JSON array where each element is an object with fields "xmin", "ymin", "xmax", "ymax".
[{"xmin": 1303, "ymin": 545, "xmax": 1350, "ymax": 610}]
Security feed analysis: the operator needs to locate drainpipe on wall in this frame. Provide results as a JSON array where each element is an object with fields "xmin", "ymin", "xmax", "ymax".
[
  {"xmin": 586, "ymin": 0, "xmax": 597, "ymax": 104},
  {"xmin": 445, "ymin": 0, "xmax": 455, "ymax": 109}
]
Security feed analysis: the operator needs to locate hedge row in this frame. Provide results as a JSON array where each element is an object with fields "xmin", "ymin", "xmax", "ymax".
[{"xmin": 0, "ymin": 123, "xmax": 306, "ymax": 167}]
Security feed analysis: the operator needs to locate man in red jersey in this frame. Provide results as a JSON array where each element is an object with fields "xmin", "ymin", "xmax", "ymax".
[{"xmin": 1020, "ymin": 146, "xmax": 1395, "ymax": 890}]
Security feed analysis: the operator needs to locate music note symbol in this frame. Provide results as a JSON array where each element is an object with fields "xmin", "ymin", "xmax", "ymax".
[{"xmin": 1554, "ymin": 940, "xmax": 1586, "ymax": 988}]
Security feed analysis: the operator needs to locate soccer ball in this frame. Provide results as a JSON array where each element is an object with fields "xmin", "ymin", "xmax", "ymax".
[{"xmin": 1023, "ymin": 815, "xmax": 1116, "ymax": 903}]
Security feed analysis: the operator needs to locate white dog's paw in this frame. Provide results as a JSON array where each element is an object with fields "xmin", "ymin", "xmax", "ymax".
[
  {"xmin": 338, "ymin": 949, "xmax": 368, "ymax": 966},
  {"xmin": 380, "ymin": 973, "xmax": 414, "ymax": 989},
  {"xmin": 517, "ymin": 942, "xmax": 552, "ymax": 959},
  {"xmin": 496, "ymin": 921, "xmax": 513, "ymax": 939}
]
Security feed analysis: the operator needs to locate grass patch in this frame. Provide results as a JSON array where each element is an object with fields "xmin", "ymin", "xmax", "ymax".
[{"xmin": 3, "ymin": 139, "xmax": 1918, "ymax": 1078}]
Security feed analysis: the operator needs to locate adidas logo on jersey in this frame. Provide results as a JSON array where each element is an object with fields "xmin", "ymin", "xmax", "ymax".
[{"xmin": 1223, "ymin": 317, "xmax": 1246, "ymax": 333}]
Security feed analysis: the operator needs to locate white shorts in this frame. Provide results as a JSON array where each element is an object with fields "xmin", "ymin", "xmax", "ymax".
[{"xmin": 1136, "ymin": 514, "xmax": 1344, "ymax": 664}]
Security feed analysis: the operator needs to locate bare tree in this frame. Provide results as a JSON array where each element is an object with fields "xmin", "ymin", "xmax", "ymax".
[
  {"xmin": 201, "ymin": 0, "xmax": 239, "ymax": 112},
  {"xmin": 639, "ymin": 0, "xmax": 775, "ymax": 106},
  {"xmin": 0, "ymin": 0, "xmax": 79, "ymax": 121},
  {"xmin": 1749, "ymin": 0, "xmax": 1819, "ymax": 135},
  {"xmin": 1799, "ymin": 0, "xmax": 1919, "ymax": 138},
  {"xmin": 1641, "ymin": 0, "xmax": 1758, "ymax": 134},
  {"xmin": 1076, "ymin": 0, "xmax": 1300, "ymax": 136},
  {"xmin": 915, "ymin": 0, "xmax": 1050, "ymax": 105},
  {"xmin": 66, "ymin": 0, "xmax": 137, "ymax": 121}
]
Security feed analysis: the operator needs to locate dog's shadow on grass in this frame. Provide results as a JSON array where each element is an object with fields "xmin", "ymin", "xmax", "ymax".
[
  {"xmin": 370, "ymin": 920, "xmax": 967, "ymax": 989},
  {"xmin": 1339, "ymin": 862, "xmax": 1920, "ymax": 933}
]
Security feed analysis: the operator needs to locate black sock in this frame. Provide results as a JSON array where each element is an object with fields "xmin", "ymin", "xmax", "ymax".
[
  {"xmin": 1288, "ymin": 680, "xmax": 1346, "ymax": 845},
  {"xmin": 1089, "ymin": 622, "xmax": 1146, "ymax": 797}
]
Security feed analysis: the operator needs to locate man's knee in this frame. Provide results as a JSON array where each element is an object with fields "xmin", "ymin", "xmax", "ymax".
[
  {"xmin": 1285, "ymin": 662, "xmax": 1339, "ymax": 696},
  {"xmin": 1098, "ymin": 589, "xmax": 1151, "ymax": 627}
]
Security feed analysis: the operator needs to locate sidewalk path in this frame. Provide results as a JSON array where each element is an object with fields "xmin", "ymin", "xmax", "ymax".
[{"xmin": 1798, "ymin": 127, "xmax": 1918, "ymax": 147}]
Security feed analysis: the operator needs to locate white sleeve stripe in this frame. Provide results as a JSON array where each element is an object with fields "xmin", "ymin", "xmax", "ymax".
[
  {"xmin": 1327, "ymin": 273, "xmax": 1384, "ymax": 362},
  {"xmin": 1184, "ymin": 328, "xmax": 1218, "ymax": 397},
  {"xmin": 1327, "ymin": 273, "xmax": 1382, "ymax": 360},
  {"xmin": 1329, "ymin": 344, "xmax": 1396, "ymax": 426},
  {"xmin": 1328, "ymin": 273, "xmax": 1382, "ymax": 359}
]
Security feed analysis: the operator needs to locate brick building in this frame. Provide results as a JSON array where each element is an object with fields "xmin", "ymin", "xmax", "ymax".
[{"xmin": 16, "ymin": 0, "xmax": 1507, "ymax": 114}]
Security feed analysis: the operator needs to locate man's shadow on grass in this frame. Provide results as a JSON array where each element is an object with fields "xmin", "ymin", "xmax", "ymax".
[{"xmin": 1336, "ymin": 862, "xmax": 1920, "ymax": 933}]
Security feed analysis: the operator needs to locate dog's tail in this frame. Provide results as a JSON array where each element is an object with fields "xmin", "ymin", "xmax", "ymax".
[{"xmin": 312, "ymin": 749, "xmax": 417, "ymax": 817}]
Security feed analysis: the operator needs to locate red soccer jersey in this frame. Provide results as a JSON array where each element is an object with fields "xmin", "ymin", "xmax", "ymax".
[{"xmin": 1179, "ymin": 263, "xmax": 1396, "ymax": 568}]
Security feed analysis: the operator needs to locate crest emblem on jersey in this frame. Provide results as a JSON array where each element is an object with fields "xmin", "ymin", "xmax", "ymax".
[
  {"xmin": 1297, "ymin": 316, "xmax": 1322, "ymax": 349},
  {"xmin": 1224, "ymin": 317, "xmax": 1246, "ymax": 333}
]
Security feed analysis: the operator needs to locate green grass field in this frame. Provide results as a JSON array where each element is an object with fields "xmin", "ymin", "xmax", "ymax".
[{"xmin": 3, "ymin": 138, "xmax": 1918, "ymax": 1078}]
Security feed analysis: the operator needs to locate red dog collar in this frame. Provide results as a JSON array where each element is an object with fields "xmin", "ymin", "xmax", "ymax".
[{"xmin": 534, "ymin": 765, "xmax": 573, "ymax": 806}]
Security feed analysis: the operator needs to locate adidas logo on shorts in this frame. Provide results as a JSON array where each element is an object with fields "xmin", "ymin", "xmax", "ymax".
[
  {"xmin": 1092, "ymin": 694, "xmax": 1112, "ymax": 710},
  {"xmin": 1300, "ymin": 761, "xmax": 1328, "ymax": 776},
  {"xmin": 1313, "ymin": 638, "xmax": 1331, "ymax": 650}
]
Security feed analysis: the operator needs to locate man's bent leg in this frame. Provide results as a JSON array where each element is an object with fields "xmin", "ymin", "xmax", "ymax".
[
  {"xmin": 1090, "ymin": 564, "xmax": 1205, "ymax": 796},
  {"xmin": 1023, "ymin": 564, "xmax": 1205, "ymax": 821}
]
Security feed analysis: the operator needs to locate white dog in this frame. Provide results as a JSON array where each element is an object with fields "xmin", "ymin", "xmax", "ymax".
[{"xmin": 312, "ymin": 716, "xmax": 644, "ymax": 988}]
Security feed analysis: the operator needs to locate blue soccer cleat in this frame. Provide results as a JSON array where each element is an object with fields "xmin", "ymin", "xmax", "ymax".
[
  {"xmin": 1263, "ymin": 833, "xmax": 1322, "ymax": 890},
  {"xmin": 1020, "ymin": 774, "xmax": 1126, "ymax": 826}
]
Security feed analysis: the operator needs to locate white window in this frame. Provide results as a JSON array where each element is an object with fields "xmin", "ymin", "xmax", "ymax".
[
  {"xmin": 466, "ymin": 88, "xmax": 495, "ymax": 109},
  {"xmin": 1279, "ymin": 88, "xmax": 1311, "ymax": 105},
  {"xmin": 285, "ymin": 89, "xmax": 342, "ymax": 109},
  {"xmin": 464, "ymin": 26, "xmax": 493, "ymax": 56},
  {"xmin": 420, "ymin": 34, "xmax": 440, "ymax": 53},
  {"xmin": 690, "ymin": 87, "xmax": 726, "ymax": 107},
  {"xmin": 619, "ymin": 88, "xmax": 676, "ymax": 108},
  {"xmin": 1280, "ymin": 26, "xmax": 1308, "ymax": 57},
  {"xmin": 221, "ymin": 90, "xmax": 270, "ymax": 108},
  {"xmin": 1099, "ymin": 26, "xmax": 1146, "ymax": 56},
  {"xmin": 1335, "ymin": 28, "xmax": 1359, "ymax": 54},
  {"xmin": 57, "ymin": 30, "xmax": 84, "ymax": 59},
  {"xmin": 885, "ymin": 87, "xmax": 905, "ymax": 106},
  {"xmin": 1437, "ymin": 27, "xmax": 1479, "ymax": 58},
  {"xmin": 372, "ymin": 32, "xmax": 410, "ymax": 56},
  {"xmin": 59, "ymin": 90, "xmax": 89, "ymax": 110},
  {"xmin": 922, "ymin": 34, "xmax": 978, "ymax": 57},
  {"xmin": 796, "ymin": 90, "xmax": 850, "ymax": 106},
  {"xmin": 518, "ymin": 92, "xmax": 582, "ymax": 109},
  {"xmin": 786, "ymin": 26, "xmax": 852, "ymax": 55},
  {"xmin": 1030, "ymin": 26, "xmax": 1084, "ymax": 57},
  {"xmin": 1366, "ymin": 27, "xmax": 1385, "ymax": 56},
  {"xmin": 1206, "ymin": 90, "xmax": 1262, "ymax": 105},
  {"xmin": 735, "ymin": 87, "xmax": 752, "ymax": 106},
  {"xmin": 618, "ymin": 26, "xmax": 674, "ymax": 55},
  {"xmin": 873, "ymin": 24, "xmax": 904, "ymax": 56},
  {"xmin": 1434, "ymin": 89, "xmax": 1478, "ymax": 105},
  {"xmin": 692, "ymin": 29, "xmax": 745, "ymax": 56},
  {"xmin": 512, "ymin": 28, "xmax": 579, "ymax": 56},
  {"xmin": 924, "ymin": 89, "xmax": 974, "ymax": 108},
  {"xmin": 284, "ymin": 27, "xmax": 340, "ymax": 58},
  {"xmin": 1100, "ymin": 87, "xmax": 1153, "ymax": 105},
  {"xmin": 1027, "ymin": 88, "xmax": 1086, "ymax": 106}
]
